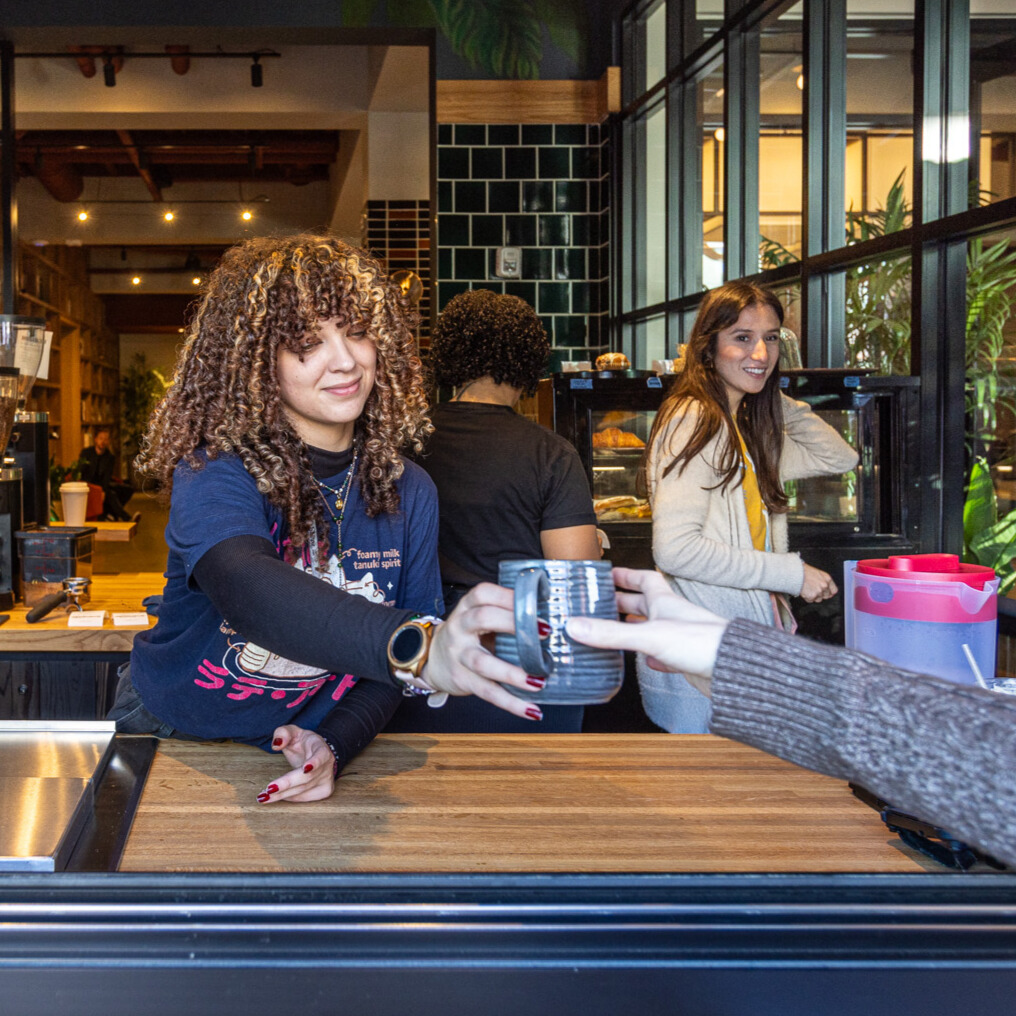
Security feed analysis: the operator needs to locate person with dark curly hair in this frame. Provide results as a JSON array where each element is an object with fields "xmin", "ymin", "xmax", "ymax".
[
  {"xmin": 108, "ymin": 236, "xmax": 544, "ymax": 804},
  {"xmin": 392, "ymin": 288, "xmax": 599, "ymax": 733}
]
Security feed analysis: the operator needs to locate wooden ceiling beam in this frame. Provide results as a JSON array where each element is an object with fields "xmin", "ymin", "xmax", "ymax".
[{"xmin": 117, "ymin": 129, "xmax": 163, "ymax": 201}]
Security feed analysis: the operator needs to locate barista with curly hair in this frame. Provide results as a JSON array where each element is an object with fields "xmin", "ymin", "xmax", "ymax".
[
  {"xmin": 393, "ymin": 288, "xmax": 598, "ymax": 733},
  {"xmin": 108, "ymin": 236, "xmax": 542, "ymax": 803}
]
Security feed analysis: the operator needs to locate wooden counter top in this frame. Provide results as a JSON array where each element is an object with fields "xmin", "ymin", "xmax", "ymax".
[
  {"xmin": 0, "ymin": 571, "xmax": 163, "ymax": 653},
  {"xmin": 51, "ymin": 520, "xmax": 138, "ymax": 542},
  {"xmin": 119, "ymin": 734, "xmax": 933, "ymax": 874}
]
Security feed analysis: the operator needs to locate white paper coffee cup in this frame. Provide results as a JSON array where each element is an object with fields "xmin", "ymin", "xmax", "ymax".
[{"xmin": 59, "ymin": 481, "xmax": 90, "ymax": 527}]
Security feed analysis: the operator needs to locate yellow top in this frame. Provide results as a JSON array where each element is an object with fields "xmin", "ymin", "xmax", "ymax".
[{"xmin": 735, "ymin": 424, "xmax": 767, "ymax": 552}]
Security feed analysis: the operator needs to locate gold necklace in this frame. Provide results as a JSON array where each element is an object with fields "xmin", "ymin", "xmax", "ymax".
[{"xmin": 316, "ymin": 449, "xmax": 358, "ymax": 554}]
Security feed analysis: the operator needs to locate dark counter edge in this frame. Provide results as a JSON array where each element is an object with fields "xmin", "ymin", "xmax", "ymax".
[{"xmin": 2, "ymin": 869, "xmax": 1016, "ymax": 1015}]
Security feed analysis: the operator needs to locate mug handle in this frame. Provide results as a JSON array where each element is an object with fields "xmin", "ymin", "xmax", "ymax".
[{"xmin": 513, "ymin": 567, "xmax": 552, "ymax": 677}]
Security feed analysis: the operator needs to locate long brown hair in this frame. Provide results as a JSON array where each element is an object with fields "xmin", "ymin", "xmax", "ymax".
[
  {"xmin": 645, "ymin": 281, "xmax": 788, "ymax": 512},
  {"xmin": 136, "ymin": 234, "xmax": 431, "ymax": 546}
]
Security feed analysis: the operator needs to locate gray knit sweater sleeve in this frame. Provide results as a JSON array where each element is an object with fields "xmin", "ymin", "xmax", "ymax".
[{"xmin": 709, "ymin": 618, "xmax": 1016, "ymax": 867}]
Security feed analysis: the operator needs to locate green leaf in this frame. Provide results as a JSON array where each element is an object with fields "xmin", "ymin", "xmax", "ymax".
[
  {"xmin": 969, "ymin": 507, "xmax": 1016, "ymax": 577},
  {"xmin": 963, "ymin": 456, "xmax": 998, "ymax": 559},
  {"xmin": 430, "ymin": 0, "xmax": 544, "ymax": 78},
  {"xmin": 534, "ymin": 0, "xmax": 585, "ymax": 64}
]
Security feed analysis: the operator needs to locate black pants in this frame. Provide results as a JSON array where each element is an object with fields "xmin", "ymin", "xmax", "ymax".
[{"xmin": 102, "ymin": 482, "xmax": 134, "ymax": 521}]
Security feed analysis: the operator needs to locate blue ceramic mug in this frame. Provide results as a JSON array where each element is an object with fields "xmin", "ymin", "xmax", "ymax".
[{"xmin": 495, "ymin": 558, "xmax": 624, "ymax": 705}]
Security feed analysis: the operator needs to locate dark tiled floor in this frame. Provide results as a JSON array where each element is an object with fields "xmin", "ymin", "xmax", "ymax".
[{"xmin": 92, "ymin": 492, "xmax": 170, "ymax": 575}]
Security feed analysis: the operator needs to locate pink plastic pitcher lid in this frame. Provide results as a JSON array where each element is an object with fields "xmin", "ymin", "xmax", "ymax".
[{"xmin": 856, "ymin": 553, "xmax": 996, "ymax": 591}]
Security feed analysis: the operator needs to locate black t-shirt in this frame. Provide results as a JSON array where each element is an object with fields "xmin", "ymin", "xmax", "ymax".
[{"xmin": 415, "ymin": 401, "xmax": 596, "ymax": 588}]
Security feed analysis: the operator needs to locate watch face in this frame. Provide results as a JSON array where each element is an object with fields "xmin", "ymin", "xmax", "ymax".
[{"xmin": 391, "ymin": 623, "xmax": 425, "ymax": 666}]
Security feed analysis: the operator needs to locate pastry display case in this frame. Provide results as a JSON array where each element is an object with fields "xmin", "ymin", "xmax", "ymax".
[
  {"xmin": 552, "ymin": 368, "xmax": 922, "ymax": 642},
  {"xmin": 552, "ymin": 370, "xmax": 678, "ymax": 569}
]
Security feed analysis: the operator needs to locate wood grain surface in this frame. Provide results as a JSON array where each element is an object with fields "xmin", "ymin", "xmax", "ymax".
[
  {"xmin": 1, "ymin": 572, "xmax": 163, "ymax": 653},
  {"xmin": 51, "ymin": 520, "xmax": 138, "ymax": 542},
  {"xmin": 119, "ymin": 734, "xmax": 932, "ymax": 874},
  {"xmin": 437, "ymin": 70, "xmax": 619, "ymax": 124}
]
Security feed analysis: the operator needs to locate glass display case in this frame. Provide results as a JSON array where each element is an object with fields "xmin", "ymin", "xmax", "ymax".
[
  {"xmin": 553, "ymin": 368, "xmax": 922, "ymax": 642},
  {"xmin": 552, "ymin": 370, "xmax": 679, "ymax": 568}
]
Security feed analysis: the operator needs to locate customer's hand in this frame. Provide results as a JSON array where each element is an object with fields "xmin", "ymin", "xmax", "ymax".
[
  {"xmin": 256, "ymin": 724, "xmax": 336, "ymax": 804},
  {"xmin": 422, "ymin": 582, "xmax": 544, "ymax": 720},
  {"xmin": 800, "ymin": 563, "xmax": 837, "ymax": 602},
  {"xmin": 565, "ymin": 568, "xmax": 728, "ymax": 696}
]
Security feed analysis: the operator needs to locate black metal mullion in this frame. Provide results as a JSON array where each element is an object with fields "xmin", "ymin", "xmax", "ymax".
[
  {"xmin": 675, "ymin": 75, "xmax": 702, "ymax": 306},
  {"xmin": 1, "ymin": 39, "xmax": 17, "ymax": 316},
  {"xmin": 724, "ymin": 24, "xmax": 760, "ymax": 281},
  {"xmin": 913, "ymin": 0, "xmax": 972, "ymax": 555},
  {"xmin": 802, "ymin": 0, "xmax": 846, "ymax": 367}
]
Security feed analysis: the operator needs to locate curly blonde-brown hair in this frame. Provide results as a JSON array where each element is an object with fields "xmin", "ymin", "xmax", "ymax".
[{"xmin": 137, "ymin": 233, "xmax": 431, "ymax": 546}]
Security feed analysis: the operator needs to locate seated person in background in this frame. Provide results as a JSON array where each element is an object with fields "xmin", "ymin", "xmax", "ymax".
[
  {"xmin": 566, "ymin": 567, "xmax": 1016, "ymax": 868},
  {"xmin": 401, "ymin": 288, "xmax": 600, "ymax": 734},
  {"xmin": 108, "ymin": 234, "xmax": 540, "ymax": 806},
  {"xmin": 78, "ymin": 427, "xmax": 139, "ymax": 523}
]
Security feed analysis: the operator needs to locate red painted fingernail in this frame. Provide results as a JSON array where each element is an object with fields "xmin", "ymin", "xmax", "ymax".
[
  {"xmin": 525, "ymin": 706, "xmax": 543, "ymax": 721},
  {"xmin": 266, "ymin": 784, "xmax": 279, "ymax": 794},
  {"xmin": 272, "ymin": 738, "xmax": 283, "ymax": 747},
  {"xmin": 537, "ymin": 620, "xmax": 551, "ymax": 638},
  {"xmin": 303, "ymin": 763, "xmax": 314, "ymax": 773},
  {"xmin": 257, "ymin": 793, "xmax": 270, "ymax": 803},
  {"xmin": 526, "ymin": 675, "xmax": 546, "ymax": 689}
]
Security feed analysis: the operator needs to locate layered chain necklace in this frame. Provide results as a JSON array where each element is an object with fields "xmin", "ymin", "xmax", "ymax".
[{"xmin": 315, "ymin": 447, "xmax": 358, "ymax": 558}]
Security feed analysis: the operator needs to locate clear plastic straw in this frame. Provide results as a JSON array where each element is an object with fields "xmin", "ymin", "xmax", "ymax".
[{"xmin": 961, "ymin": 643, "xmax": 991, "ymax": 691}]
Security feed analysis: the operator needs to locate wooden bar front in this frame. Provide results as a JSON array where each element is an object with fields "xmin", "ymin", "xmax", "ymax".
[{"xmin": 120, "ymin": 734, "xmax": 931, "ymax": 873}]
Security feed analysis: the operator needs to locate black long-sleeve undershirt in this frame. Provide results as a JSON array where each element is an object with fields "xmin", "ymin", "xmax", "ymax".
[
  {"xmin": 188, "ymin": 443, "xmax": 416, "ymax": 767},
  {"xmin": 192, "ymin": 534, "xmax": 412, "ymax": 684}
]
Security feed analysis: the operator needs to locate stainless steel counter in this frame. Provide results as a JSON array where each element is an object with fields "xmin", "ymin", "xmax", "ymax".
[{"xmin": 0, "ymin": 721, "xmax": 116, "ymax": 871}]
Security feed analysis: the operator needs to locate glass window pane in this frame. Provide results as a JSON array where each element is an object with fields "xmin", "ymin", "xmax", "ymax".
[
  {"xmin": 686, "ymin": 0, "xmax": 724, "ymax": 57},
  {"xmin": 700, "ymin": 60, "xmax": 725, "ymax": 287},
  {"xmin": 634, "ymin": 314, "xmax": 667, "ymax": 370},
  {"xmin": 844, "ymin": 251, "xmax": 912, "ymax": 375},
  {"xmin": 846, "ymin": 2, "xmax": 915, "ymax": 239},
  {"xmin": 771, "ymin": 280, "xmax": 802, "ymax": 360},
  {"xmin": 964, "ymin": 226, "xmax": 1016, "ymax": 596},
  {"xmin": 643, "ymin": 102, "xmax": 667, "ymax": 307},
  {"xmin": 971, "ymin": 3, "xmax": 1016, "ymax": 208},
  {"xmin": 759, "ymin": 2, "xmax": 804, "ymax": 269},
  {"xmin": 645, "ymin": 1, "xmax": 667, "ymax": 92}
]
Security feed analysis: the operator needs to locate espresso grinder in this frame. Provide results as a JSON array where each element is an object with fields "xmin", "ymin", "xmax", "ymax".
[
  {"xmin": 5, "ymin": 317, "xmax": 50, "ymax": 529},
  {"xmin": 0, "ymin": 315, "xmax": 48, "ymax": 609}
]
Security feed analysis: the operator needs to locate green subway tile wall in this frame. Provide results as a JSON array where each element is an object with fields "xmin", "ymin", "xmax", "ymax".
[{"xmin": 436, "ymin": 122, "xmax": 610, "ymax": 362}]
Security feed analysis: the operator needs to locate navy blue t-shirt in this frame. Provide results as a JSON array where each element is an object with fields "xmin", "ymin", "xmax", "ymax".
[{"xmin": 130, "ymin": 451, "xmax": 442, "ymax": 744}]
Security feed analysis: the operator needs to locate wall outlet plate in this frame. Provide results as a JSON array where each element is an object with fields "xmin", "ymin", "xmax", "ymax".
[{"xmin": 494, "ymin": 246, "xmax": 522, "ymax": 278}]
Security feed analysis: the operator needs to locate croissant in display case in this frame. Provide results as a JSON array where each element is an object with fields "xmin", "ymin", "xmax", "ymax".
[
  {"xmin": 595, "ymin": 352, "xmax": 630, "ymax": 371},
  {"xmin": 592, "ymin": 426, "xmax": 645, "ymax": 449}
]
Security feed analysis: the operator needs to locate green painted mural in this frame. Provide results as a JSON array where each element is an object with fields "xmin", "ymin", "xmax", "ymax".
[{"xmin": 342, "ymin": 0, "xmax": 588, "ymax": 79}]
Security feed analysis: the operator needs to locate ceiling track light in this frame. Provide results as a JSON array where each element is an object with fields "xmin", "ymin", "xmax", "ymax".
[{"xmin": 16, "ymin": 48, "xmax": 280, "ymax": 89}]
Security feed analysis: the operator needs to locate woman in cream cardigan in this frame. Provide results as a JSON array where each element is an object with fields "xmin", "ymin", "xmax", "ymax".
[{"xmin": 640, "ymin": 282, "xmax": 858, "ymax": 732}]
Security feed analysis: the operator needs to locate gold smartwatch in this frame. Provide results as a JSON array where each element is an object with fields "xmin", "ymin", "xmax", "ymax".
[{"xmin": 387, "ymin": 615, "xmax": 442, "ymax": 693}]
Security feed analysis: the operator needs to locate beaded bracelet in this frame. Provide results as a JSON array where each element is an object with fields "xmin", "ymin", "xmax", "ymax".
[{"xmin": 319, "ymin": 735, "xmax": 342, "ymax": 779}]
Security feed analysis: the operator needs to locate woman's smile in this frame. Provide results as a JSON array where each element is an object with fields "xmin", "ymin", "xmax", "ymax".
[
  {"xmin": 712, "ymin": 304, "xmax": 781, "ymax": 411},
  {"xmin": 277, "ymin": 317, "xmax": 377, "ymax": 451}
]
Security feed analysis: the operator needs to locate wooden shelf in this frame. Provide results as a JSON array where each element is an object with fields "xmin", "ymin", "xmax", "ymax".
[{"xmin": 18, "ymin": 244, "xmax": 120, "ymax": 466}]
